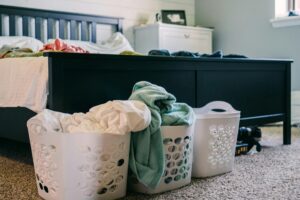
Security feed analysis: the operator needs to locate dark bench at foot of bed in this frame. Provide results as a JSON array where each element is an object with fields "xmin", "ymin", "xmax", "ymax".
[
  {"xmin": 46, "ymin": 53, "xmax": 291, "ymax": 145},
  {"xmin": 0, "ymin": 54, "xmax": 292, "ymax": 144}
]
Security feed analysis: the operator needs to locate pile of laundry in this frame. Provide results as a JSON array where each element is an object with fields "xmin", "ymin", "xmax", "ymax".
[
  {"xmin": 33, "ymin": 100, "xmax": 151, "ymax": 135},
  {"xmin": 32, "ymin": 81, "xmax": 195, "ymax": 189}
]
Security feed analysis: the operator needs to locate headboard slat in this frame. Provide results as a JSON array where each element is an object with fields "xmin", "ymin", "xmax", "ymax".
[
  {"xmin": 91, "ymin": 22, "xmax": 96, "ymax": 43},
  {"xmin": 59, "ymin": 19, "xmax": 65, "ymax": 39},
  {"xmin": 35, "ymin": 17, "xmax": 42, "ymax": 40},
  {"xmin": 118, "ymin": 19, "xmax": 123, "ymax": 33},
  {"xmin": 0, "ymin": 5, "xmax": 123, "ymax": 43},
  {"xmin": 22, "ymin": 16, "xmax": 29, "ymax": 36},
  {"xmin": 47, "ymin": 18, "xmax": 54, "ymax": 39},
  {"xmin": 9, "ymin": 15, "xmax": 16, "ymax": 36},
  {"xmin": 70, "ymin": 20, "xmax": 77, "ymax": 40},
  {"xmin": 81, "ymin": 21, "xmax": 88, "ymax": 41},
  {"xmin": 0, "ymin": 15, "xmax": 3, "ymax": 35}
]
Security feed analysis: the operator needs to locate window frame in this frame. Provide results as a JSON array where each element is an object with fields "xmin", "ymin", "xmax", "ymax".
[
  {"xmin": 288, "ymin": 0, "xmax": 295, "ymax": 11},
  {"xmin": 271, "ymin": 0, "xmax": 300, "ymax": 28},
  {"xmin": 289, "ymin": 0, "xmax": 300, "ymax": 11}
]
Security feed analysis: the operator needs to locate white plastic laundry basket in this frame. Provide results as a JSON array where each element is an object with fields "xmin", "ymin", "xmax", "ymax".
[
  {"xmin": 130, "ymin": 125, "xmax": 194, "ymax": 194},
  {"xmin": 192, "ymin": 101, "xmax": 240, "ymax": 178},
  {"xmin": 27, "ymin": 118, "xmax": 130, "ymax": 200}
]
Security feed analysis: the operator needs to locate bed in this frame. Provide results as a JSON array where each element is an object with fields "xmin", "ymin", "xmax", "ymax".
[{"xmin": 0, "ymin": 5, "xmax": 293, "ymax": 144}]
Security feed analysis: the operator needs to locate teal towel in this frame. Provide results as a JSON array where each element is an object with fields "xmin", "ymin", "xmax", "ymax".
[{"xmin": 129, "ymin": 81, "xmax": 194, "ymax": 189}]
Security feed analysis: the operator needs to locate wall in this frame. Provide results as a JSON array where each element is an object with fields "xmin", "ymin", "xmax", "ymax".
[
  {"xmin": 195, "ymin": 0, "xmax": 300, "ymax": 91},
  {"xmin": 292, "ymin": 91, "xmax": 300, "ymax": 124},
  {"xmin": 1, "ymin": 0, "xmax": 195, "ymax": 46}
]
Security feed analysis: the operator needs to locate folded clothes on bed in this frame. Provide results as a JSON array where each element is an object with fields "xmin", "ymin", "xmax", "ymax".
[
  {"xmin": 148, "ymin": 49, "xmax": 171, "ymax": 56},
  {"xmin": 222, "ymin": 54, "xmax": 248, "ymax": 58},
  {"xmin": 119, "ymin": 50, "xmax": 143, "ymax": 56},
  {"xmin": 148, "ymin": 49, "xmax": 247, "ymax": 58},
  {"xmin": 41, "ymin": 38, "xmax": 89, "ymax": 53},
  {"xmin": 0, "ymin": 45, "xmax": 43, "ymax": 58},
  {"xmin": 200, "ymin": 50, "xmax": 223, "ymax": 58},
  {"xmin": 128, "ymin": 81, "xmax": 194, "ymax": 189}
]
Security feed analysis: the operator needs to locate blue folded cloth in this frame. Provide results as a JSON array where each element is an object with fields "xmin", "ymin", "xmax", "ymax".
[
  {"xmin": 200, "ymin": 50, "xmax": 223, "ymax": 58},
  {"xmin": 128, "ymin": 81, "xmax": 194, "ymax": 189},
  {"xmin": 148, "ymin": 49, "xmax": 247, "ymax": 59},
  {"xmin": 223, "ymin": 54, "xmax": 248, "ymax": 58},
  {"xmin": 289, "ymin": 10, "xmax": 299, "ymax": 16},
  {"xmin": 171, "ymin": 51, "xmax": 200, "ymax": 58},
  {"xmin": 148, "ymin": 49, "xmax": 171, "ymax": 56}
]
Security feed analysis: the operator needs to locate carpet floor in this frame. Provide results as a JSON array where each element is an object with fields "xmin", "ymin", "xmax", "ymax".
[{"xmin": 0, "ymin": 126, "xmax": 300, "ymax": 200}]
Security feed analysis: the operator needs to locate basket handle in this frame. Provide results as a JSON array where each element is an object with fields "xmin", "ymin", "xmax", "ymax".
[{"xmin": 205, "ymin": 101, "xmax": 236, "ymax": 113}]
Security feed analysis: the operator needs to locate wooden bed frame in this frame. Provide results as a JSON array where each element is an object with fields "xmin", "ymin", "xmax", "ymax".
[{"xmin": 0, "ymin": 5, "xmax": 293, "ymax": 145}]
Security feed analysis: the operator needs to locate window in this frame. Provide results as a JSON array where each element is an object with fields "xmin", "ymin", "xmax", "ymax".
[
  {"xmin": 275, "ymin": 0, "xmax": 299, "ymax": 17},
  {"xmin": 288, "ymin": 0, "xmax": 300, "ymax": 11},
  {"xmin": 296, "ymin": 0, "xmax": 300, "ymax": 11},
  {"xmin": 271, "ymin": 0, "xmax": 300, "ymax": 27}
]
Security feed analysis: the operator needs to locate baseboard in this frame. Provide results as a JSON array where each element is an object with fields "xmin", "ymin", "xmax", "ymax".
[{"xmin": 292, "ymin": 90, "xmax": 300, "ymax": 124}]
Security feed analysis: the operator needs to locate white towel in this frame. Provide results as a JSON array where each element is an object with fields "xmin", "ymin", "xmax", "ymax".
[
  {"xmin": 29, "ymin": 109, "xmax": 67, "ymax": 133},
  {"xmin": 32, "ymin": 100, "xmax": 151, "ymax": 135},
  {"xmin": 60, "ymin": 112, "xmax": 100, "ymax": 133},
  {"xmin": 0, "ymin": 57, "xmax": 48, "ymax": 112},
  {"xmin": 61, "ymin": 100, "xmax": 151, "ymax": 135},
  {"xmin": 88, "ymin": 100, "xmax": 151, "ymax": 134}
]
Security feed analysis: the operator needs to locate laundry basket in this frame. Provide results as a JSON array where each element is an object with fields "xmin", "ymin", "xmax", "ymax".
[
  {"xmin": 130, "ymin": 125, "xmax": 194, "ymax": 194},
  {"xmin": 27, "ymin": 118, "xmax": 130, "ymax": 200},
  {"xmin": 192, "ymin": 101, "xmax": 240, "ymax": 178}
]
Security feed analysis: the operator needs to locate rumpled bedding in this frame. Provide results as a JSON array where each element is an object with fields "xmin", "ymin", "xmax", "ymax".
[
  {"xmin": 41, "ymin": 38, "xmax": 89, "ymax": 53},
  {"xmin": 0, "ymin": 39, "xmax": 90, "ymax": 111},
  {"xmin": 0, "ymin": 38, "xmax": 88, "ymax": 59},
  {"xmin": 0, "ymin": 45, "xmax": 43, "ymax": 58},
  {"xmin": 30, "ymin": 100, "xmax": 151, "ymax": 135},
  {"xmin": 128, "ymin": 81, "xmax": 194, "ymax": 189},
  {"xmin": 119, "ymin": 50, "xmax": 143, "ymax": 56},
  {"xmin": 97, "ymin": 32, "xmax": 134, "ymax": 54},
  {"xmin": 45, "ymin": 33, "xmax": 134, "ymax": 54},
  {"xmin": 0, "ymin": 57, "xmax": 48, "ymax": 112}
]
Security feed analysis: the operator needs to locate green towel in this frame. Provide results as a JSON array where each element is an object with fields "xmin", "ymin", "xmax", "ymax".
[
  {"xmin": 119, "ymin": 50, "xmax": 143, "ymax": 56},
  {"xmin": 129, "ymin": 81, "xmax": 194, "ymax": 189},
  {"xmin": 0, "ymin": 45, "xmax": 43, "ymax": 58}
]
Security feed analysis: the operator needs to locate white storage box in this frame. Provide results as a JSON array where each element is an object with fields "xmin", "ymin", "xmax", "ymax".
[
  {"xmin": 129, "ymin": 125, "xmax": 194, "ymax": 194},
  {"xmin": 192, "ymin": 101, "xmax": 240, "ymax": 178},
  {"xmin": 27, "ymin": 118, "xmax": 130, "ymax": 200}
]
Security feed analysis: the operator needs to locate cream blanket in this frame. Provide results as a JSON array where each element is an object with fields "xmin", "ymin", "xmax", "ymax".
[{"xmin": 0, "ymin": 57, "xmax": 48, "ymax": 112}]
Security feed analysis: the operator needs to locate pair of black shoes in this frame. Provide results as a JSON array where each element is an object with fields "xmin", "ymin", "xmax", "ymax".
[{"xmin": 237, "ymin": 126, "xmax": 262, "ymax": 152}]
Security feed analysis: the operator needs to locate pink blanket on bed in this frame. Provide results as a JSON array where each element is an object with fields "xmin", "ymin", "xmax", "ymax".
[{"xmin": 41, "ymin": 39, "xmax": 89, "ymax": 53}]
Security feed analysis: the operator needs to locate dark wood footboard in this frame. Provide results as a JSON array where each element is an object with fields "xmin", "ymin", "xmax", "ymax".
[
  {"xmin": 47, "ymin": 53, "xmax": 292, "ymax": 144},
  {"xmin": 0, "ymin": 108, "xmax": 35, "ymax": 143},
  {"xmin": 0, "ymin": 53, "xmax": 292, "ymax": 144}
]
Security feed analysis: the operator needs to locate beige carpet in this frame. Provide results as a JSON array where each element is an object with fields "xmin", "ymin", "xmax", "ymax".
[{"xmin": 0, "ymin": 126, "xmax": 300, "ymax": 200}]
